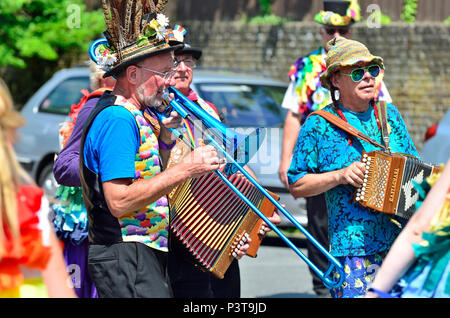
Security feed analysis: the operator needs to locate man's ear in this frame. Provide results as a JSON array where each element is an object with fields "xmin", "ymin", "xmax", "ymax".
[
  {"xmin": 126, "ymin": 65, "xmax": 138, "ymax": 85},
  {"xmin": 330, "ymin": 72, "xmax": 341, "ymax": 89}
]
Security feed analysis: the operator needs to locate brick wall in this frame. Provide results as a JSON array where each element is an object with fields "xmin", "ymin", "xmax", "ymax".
[{"xmin": 183, "ymin": 21, "xmax": 450, "ymax": 151}]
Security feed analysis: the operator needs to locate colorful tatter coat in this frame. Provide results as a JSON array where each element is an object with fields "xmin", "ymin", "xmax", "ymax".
[
  {"xmin": 117, "ymin": 96, "xmax": 169, "ymax": 252},
  {"xmin": 288, "ymin": 47, "xmax": 330, "ymax": 124}
]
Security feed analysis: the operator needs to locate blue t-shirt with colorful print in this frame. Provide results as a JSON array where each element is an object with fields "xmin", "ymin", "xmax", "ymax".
[{"xmin": 287, "ymin": 102, "xmax": 419, "ymax": 257}]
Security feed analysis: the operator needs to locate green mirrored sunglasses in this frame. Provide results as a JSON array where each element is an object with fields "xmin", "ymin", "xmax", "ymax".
[{"xmin": 341, "ymin": 64, "xmax": 381, "ymax": 82}]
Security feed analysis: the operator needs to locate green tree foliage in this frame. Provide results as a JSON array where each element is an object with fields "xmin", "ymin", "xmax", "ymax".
[
  {"xmin": 258, "ymin": 0, "xmax": 272, "ymax": 16},
  {"xmin": 0, "ymin": 0, "xmax": 105, "ymax": 68},
  {"xmin": 400, "ymin": 0, "xmax": 418, "ymax": 24},
  {"xmin": 0, "ymin": 0, "xmax": 105, "ymax": 106},
  {"xmin": 243, "ymin": 0, "xmax": 292, "ymax": 25}
]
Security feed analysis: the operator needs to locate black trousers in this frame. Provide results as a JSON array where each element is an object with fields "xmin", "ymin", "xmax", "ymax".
[
  {"xmin": 88, "ymin": 242, "xmax": 172, "ymax": 298},
  {"xmin": 305, "ymin": 193, "xmax": 330, "ymax": 296},
  {"xmin": 168, "ymin": 248, "xmax": 240, "ymax": 298}
]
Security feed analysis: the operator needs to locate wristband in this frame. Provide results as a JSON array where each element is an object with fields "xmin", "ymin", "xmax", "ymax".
[
  {"xmin": 158, "ymin": 137, "xmax": 176, "ymax": 150},
  {"xmin": 367, "ymin": 287, "xmax": 396, "ymax": 298}
]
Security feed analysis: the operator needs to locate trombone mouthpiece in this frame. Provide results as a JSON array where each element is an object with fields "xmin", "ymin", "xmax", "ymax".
[{"xmin": 162, "ymin": 90, "xmax": 172, "ymax": 102}]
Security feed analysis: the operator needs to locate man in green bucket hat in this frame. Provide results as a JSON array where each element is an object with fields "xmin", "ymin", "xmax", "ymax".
[
  {"xmin": 279, "ymin": 0, "xmax": 392, "ymax": 298},
  {"xmin": 287, "ymin": 36, "xmax": 419, "ymax": 298}
]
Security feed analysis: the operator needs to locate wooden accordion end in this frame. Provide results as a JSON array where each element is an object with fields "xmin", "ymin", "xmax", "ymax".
[
  {"xmin": 168, "ymin": 165, "xmax": 278, "ymax": 279},
  {"xmin": 354, "ymin": 151, "xmax": 441, "ymax": 219}
]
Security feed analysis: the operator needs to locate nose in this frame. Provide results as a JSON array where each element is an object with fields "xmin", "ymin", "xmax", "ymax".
[
  {"xmin": 177, "ymin": 60, "xmax": 188, "ymax": 72},
  {"xmin": 362, "ymin": 69, "xmax": 375, "ymax": 82}
]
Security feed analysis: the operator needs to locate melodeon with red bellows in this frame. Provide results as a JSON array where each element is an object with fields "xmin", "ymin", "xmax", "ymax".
[
  {"xmin": 354, "ymin": 151, "xmax": 441, "ymax": 219},
  {"xmin": 167, "ymin": 166, "xmax": 278, "ymax": 279}
]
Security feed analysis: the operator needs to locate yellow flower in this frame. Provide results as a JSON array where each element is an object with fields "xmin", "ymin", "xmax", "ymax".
[
  {"xmin": 150, "ymin": 19, "xmax": 160, "ymax": 31},
  {"xmin": 330, "ymin": 14, "xmax": 343, "ymax": 26}
]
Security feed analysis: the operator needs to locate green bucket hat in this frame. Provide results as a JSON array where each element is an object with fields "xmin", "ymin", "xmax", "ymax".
[{"xmin": 319, "ymin": 36, "xmax": 384, "ymax": 89}]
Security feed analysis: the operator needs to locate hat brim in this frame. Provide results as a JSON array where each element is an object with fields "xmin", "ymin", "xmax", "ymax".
[
  {"xmin": 315, "ymin": 20, "xmax": 356, "ymax": 27},
  {"xmin": 320, "ymin": 56, "xmax": 384, "ymax": 89},
  {"xmin": 175, "ymin": 46, "xmax": 202, "ymax": 60},
  {"xmin": 103, "ymin": 43, "xmax": 183, "ymax": 78}
]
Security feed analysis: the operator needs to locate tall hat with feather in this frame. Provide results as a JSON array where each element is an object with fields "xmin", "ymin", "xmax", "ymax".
[
  {"xmin": 89, "ymin": 0, "xmax": 182, "ymax": 77},
  {"xmin": 314, "ymin": 0, "xmax": 360, "ymax": 27}
]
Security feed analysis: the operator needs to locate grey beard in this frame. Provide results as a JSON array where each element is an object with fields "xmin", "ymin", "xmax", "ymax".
[{"xmin": 136, "ymin": 85, "xmax": 161, "ymax": 108}]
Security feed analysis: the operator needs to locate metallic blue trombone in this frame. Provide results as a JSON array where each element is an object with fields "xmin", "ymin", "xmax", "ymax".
[{"xmin": 156, "ymin": 87, "xmax": 345, "ymax": 289}]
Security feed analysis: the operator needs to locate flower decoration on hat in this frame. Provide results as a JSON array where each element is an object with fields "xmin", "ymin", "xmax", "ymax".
[
  {"xmin": 95, "ymin": 47, "xmax": 117, "ymax": 72},
  {"xmin": 169, "ymin": 25, "xmax": 187, "ymax": 43},
  {"xmin": 89, "ymin": 0, "xmax": 181, "ymax": 77},
  {"xmin": 314, "ymin": 0, "xmax": 360, "ymax": 26}
]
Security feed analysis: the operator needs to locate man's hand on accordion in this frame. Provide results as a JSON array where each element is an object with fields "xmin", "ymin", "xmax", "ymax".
[
  {"xmin": 259, "ymin": 211, "xmax": 282, "ymax": 235},
  {"xmin": 180, "ymin": 145, "xmax": 225, "ymax": 178},
  {"xmin": 232, "ymin": 236, "xmax": 251, "ymax": 260},
  {"xmin": 338, "ymin": 161, "xmax": 366, "ymax": 188}
]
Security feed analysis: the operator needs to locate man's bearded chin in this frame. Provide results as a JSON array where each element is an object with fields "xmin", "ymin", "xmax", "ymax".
[{"xmin": 136, "ymin": 85, "xmax": 162, "ymax": 108}]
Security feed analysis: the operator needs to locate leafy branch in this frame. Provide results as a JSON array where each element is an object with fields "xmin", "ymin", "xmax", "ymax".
[
  {"xmin": 0, "ymin": 0, "xmax": 104, "ymax": 68},
  {"xmin": 400, "ymin": 0, "xmax": 418, "ymax": 23}
]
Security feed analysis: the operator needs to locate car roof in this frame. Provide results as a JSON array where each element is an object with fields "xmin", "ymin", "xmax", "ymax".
[
  {"xmin": 50, "ymin": 67, "xmax": 287, "ymax": 87},
  {"xmin": 52, "ymin": 67, "xmax": 91, "ymax": 78},
  {"xmin": 192, "ymin": 68, "xmax": 287, "ymax": 87}
]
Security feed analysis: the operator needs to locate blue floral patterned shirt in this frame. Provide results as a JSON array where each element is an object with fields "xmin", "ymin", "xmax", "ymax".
[{"xmin": 287, "ymin": 102, "xmax": 419, "ymax": 257}]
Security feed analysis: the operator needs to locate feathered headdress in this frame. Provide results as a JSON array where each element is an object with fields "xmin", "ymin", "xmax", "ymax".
[{"xmin": 89, "ymin": 0, "xmax": 182, "ymax": 77}]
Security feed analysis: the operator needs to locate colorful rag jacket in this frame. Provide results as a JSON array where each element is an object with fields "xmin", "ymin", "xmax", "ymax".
[
  {"xmin": 0, "ymin": 186, "xmax": 52, "ymax": 297},
  {"xmin": 392, "ymin": 169, "xmax": 450, "ymax": 297},
  {"xmin": 116, "ymin": 96, "xmax": 170, "ymax": 251},
  {"xmin": 287, "ymin": 47, "xmax": 329, "ymax": 124},
  {"xmin": 288, "ymin": 46, "xmax": 385, "ymax": 124},
  {"xmin": 51, "ymin": 89, "xmax": 106, "ymax": 245}
]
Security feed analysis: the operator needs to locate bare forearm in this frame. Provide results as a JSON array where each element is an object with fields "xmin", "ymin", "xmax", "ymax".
[
  {"xmin": 104, "ymin": 145, "xmax": 222, "ymax": 217},
  {"xmin": 289, "ymin": 170, "xmax": 342, "ymax": 198},
  {"xmin": 42, "ymin": 228, "xmax": 77, "ymax": 297},
  {"xmin": 368, "ymin": 233, "xmax": 416, "ymax": 294},
  {"xmin": 280, "ymin": 111, "xmax": 301, "ymax": 167},
  {"xmin": 104, "ymin": 163, "xmax": 190, "ymax": 217}
]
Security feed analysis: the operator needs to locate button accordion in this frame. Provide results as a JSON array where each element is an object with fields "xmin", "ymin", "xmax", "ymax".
[
  {"xmin": 355, "ymin": 151, "xmax": 441, "ymax": 219},
  {"xmin": 167, "ymin": 141, "xmax": 277, "ymax": 279}
]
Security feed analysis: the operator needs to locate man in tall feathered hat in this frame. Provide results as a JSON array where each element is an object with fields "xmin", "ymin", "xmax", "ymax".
[
  {"xmin": 278, "ymin": 0, "xmax": 392, "ymax": 298},
  {"xmin": 79, "ymin": 0, "xmax": 222, "ymax": 298}
]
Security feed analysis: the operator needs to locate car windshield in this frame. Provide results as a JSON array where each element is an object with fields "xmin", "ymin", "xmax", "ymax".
[
  {"xmin": 195, "ymin": 82, "xmax": 287, "ymax": 128},
  {"xmin": 39, "ymin": 77, "xmax": 90, "ymax": 115}
]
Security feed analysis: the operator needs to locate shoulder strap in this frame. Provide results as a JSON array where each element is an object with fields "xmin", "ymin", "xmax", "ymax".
[
  {"xmin": 308, "ymin": 110, "xmax": 387, "ymax": 150},
  {"xmin": 376, "ymin": 100, "xmax": 390, "ymax": 150}
]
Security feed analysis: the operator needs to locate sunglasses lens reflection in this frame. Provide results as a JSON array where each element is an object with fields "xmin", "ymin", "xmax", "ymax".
[
  {"xmin": 351, "ymin": 69, "xmax": 365, "ymax": 82},
  {"xmin": 368, "ymin": 65, "xmax": 380, "ymax": 77},
  {"xmin": 350, "ymin": 65, "xmax": 380, "ymax": 82}
]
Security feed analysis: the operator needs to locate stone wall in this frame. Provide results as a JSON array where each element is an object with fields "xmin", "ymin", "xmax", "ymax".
[{"xmin": 182, "ymin": 21, "xmax": 450, "ymax": 151}]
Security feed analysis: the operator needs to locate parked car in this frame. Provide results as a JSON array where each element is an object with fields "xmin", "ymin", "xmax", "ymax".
[
  {"xmin": 420, "ymin": 108, "xmax": 450, "ymax": 165},
  {"xmin": 14, "ymin": 67, "xmax": 307, "ymax": 228}
]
